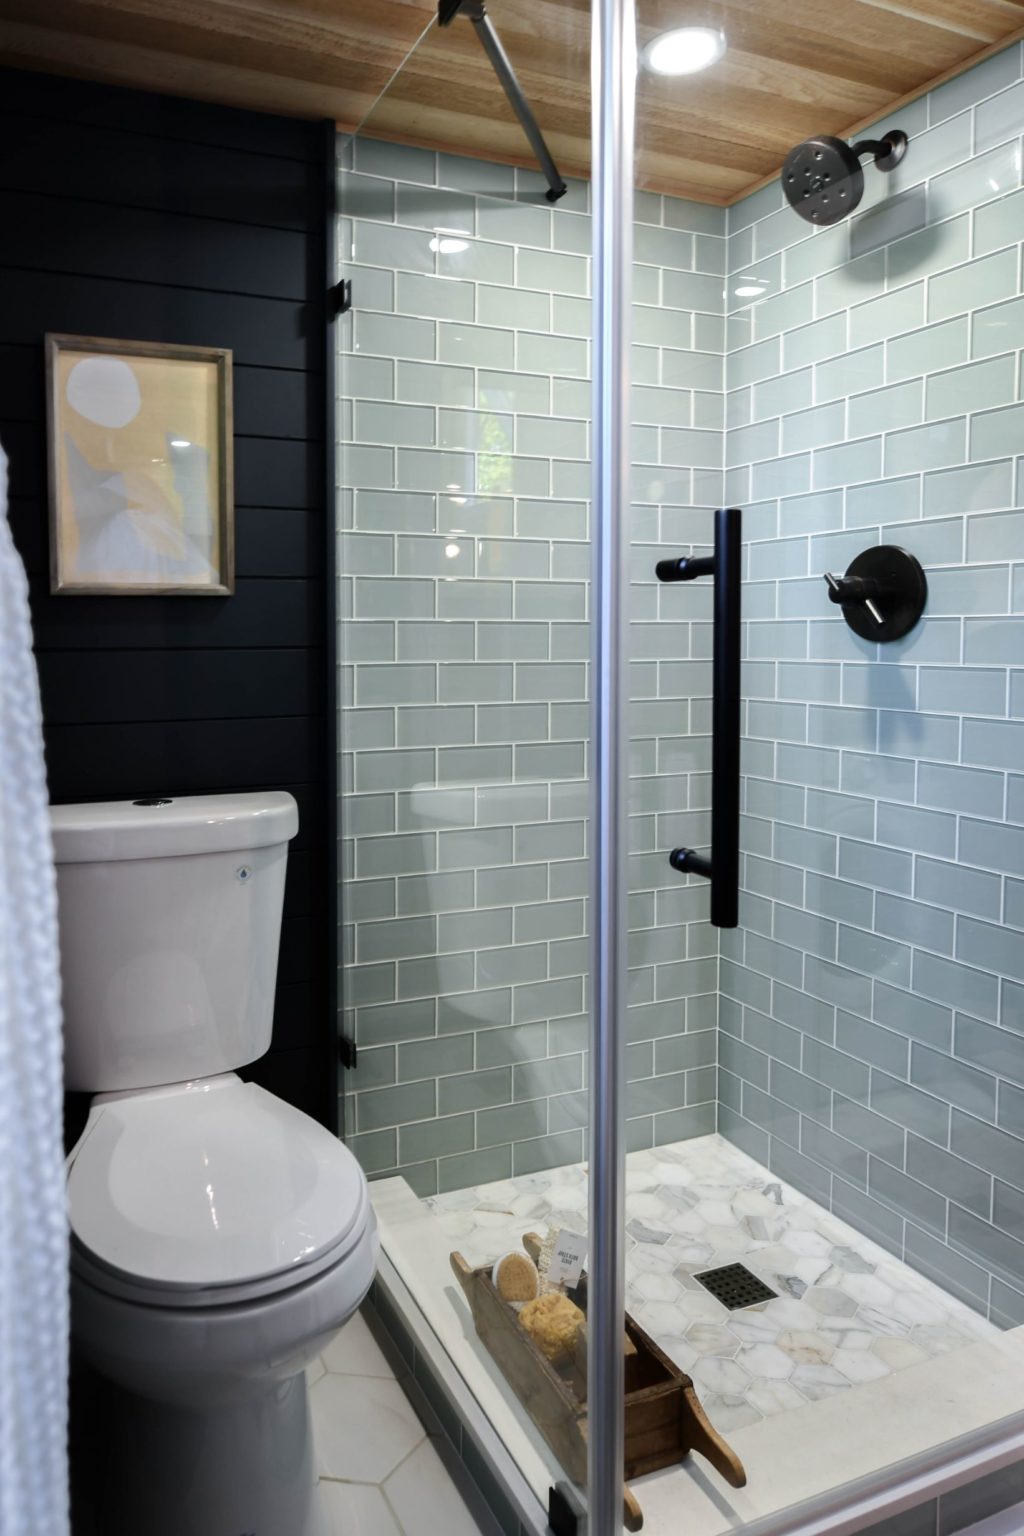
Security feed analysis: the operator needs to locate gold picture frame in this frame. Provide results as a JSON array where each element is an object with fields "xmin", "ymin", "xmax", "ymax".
[{"xmin": 46, "ymin": 333, "xmax": 234, "ymax": 596}]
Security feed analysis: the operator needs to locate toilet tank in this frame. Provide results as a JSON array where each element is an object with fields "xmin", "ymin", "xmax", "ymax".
[{"xmin": 50, "ymin": 792, "xmax": 299, "ymax": 1093}]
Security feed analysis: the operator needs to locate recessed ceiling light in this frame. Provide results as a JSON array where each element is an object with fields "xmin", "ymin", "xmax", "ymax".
[{"xmin": 642, "ymin": 26, "xmax": 726, "ymax": 76}]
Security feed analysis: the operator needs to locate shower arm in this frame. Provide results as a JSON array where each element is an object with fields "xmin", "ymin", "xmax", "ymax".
[
  {"xmin": 438, "ymin": 0, "xmax": 568, "ymax": 202},
  {"xmin": 656, "ymin": 507, "xmax": 742, "ymax": 929}
]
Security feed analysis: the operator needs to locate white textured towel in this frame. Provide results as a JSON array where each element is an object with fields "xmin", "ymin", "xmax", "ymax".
[{"xmin": 0, "ymin": 439, "xmax": 69, "ymax": 1536}]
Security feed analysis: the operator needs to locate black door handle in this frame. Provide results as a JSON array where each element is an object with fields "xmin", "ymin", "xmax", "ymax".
[{"xmin": 656, "ymin": 507, "xmax": 742, "ymax": 929}]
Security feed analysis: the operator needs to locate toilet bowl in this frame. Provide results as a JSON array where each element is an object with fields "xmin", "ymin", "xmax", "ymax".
[{"xmin": 52, "ymin": 792, "xmax": 378, "ymax": 1536}]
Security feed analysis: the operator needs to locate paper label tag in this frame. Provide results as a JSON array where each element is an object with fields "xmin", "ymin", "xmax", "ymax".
[{"xmin": 546, "ymin": 1228, "xmax": 588, "ymax": 1288}]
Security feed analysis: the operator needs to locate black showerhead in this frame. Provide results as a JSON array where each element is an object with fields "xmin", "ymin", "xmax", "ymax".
[{"xmin": 782, "ymin": 129, "xmax": 908, "ymax": 226}]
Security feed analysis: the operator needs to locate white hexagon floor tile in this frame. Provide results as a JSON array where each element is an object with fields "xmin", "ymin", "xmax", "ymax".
[
  {"xmin": 425, "ymin": 1130, "xmax": 998, "ymax": 1435},
  {"xmin": 311, "ymin": 1372, "xmax": 426, "ymax": 1483}
]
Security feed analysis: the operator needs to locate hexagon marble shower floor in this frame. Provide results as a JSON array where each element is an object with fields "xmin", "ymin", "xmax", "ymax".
[{"xmin": 427, "ymin": 1134, "xmax": 995, "ymax": 1434}]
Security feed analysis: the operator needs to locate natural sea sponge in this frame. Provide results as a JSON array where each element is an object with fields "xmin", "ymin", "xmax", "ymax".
[{"xmin": 519, "ymin": 1291, "xmax": 586, "ymax": 1364}]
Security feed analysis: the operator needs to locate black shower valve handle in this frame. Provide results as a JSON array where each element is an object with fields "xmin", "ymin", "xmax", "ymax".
[
  {"xmin": 655, "ymin": 554, "xmax": 715, "ymax": 583},
  {"xmin": 824, "ymin": 571, "xmax": 887, "ymax": 625}
]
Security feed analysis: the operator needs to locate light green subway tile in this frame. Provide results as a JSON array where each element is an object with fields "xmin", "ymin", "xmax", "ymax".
[
  {"xmin": 886, "ymin": 213, "xmax": 971, "ymax": 286},
  {"xmin": 477, "ymin": 1099, "xmax": 547, "ymax": 1149},
  {"xmin": 968, "ymin": 510, "xmax": 1024, "ymax": 563},
  {"xmin": 514, "ymin": 581, "xmax": 586, "ymax": 621},
  {"xmin": 437, "ymin": 1145, "xmax": 513, "ymax": 1191},
  {"xmin": 349, "ymin": 1127, "xmax": 398, "ymax": 1175},
  {"xmin": 813, "ymin": 436, "xmax": 883, "ymax": 490},
  {"xmin": 353, "ymin": 220, "xmax": 434, "ymax": 274},
  {"xmin": 437, "ymin": 153, "xmax": 513, "ymax": 197},
  {"xmin": 395, "ymin": 704, "xmax": 473, "ymax": 747},
  {"xmin": 552, "ymin": 210, "xmax": 591, "ymax": 256},
  {"xmin": 437, "ymin": 908, "xmax": 513, "ymax": 953},
  {"xmin": 354, "ymin": 576, "xmax": 434, "ymax": 617},
  {"xmin": 346, "ymin": 262, "xmax": 394, "ymax": 312},
  {"xmin": 517, "ymin": 498, "xmax": 586, "ymax": 539},
  {"xmin": 515, "ymin": 743, "xmax": 585, "ymax": 780},
  {"xmin": 551, "ymin": 546, "xmax": 589, "ymax": 581},
  {"xmin": 399, "ymin": 1112, "xmax": 474, "ymax": 1164},
  {"xmin": 397, "ymin": 869, "xmax": 475, "ymax": 916},
  {"xmin": 437, "ymin": 986, "xmax": 511, "ymax": 1034},
  {"xmin": 477, "ymin": 619, "xmax": 549, "ymax": 659},
  {"xmin": 396, "ymin": 785, "xmax": 473, "ymax": 830},
  {"xmin": 438, "ymin": 1066, "xmax": 512, "ymax": 1116},
  {"xmin": 395, "ymin": 621, "xmax": 474, "ymax": 661},
  {"xmin": 517, "ymin": 330, "xmax": 588, "ymax": 377},
  {"xmin": 476, "ymin": 782, "xmax": 548, "ymax": 826},
  {"xmin": 930, "ymin": 44, "xmax": 1020, "ymax": 124},
  {"xmin": 477, "ymin": 198, "xmax": 551, "ymax": 248},
  {"xmin": 436, "ymin": 408, "xmax": 512, "ymax": 448},
  {"xmin": 751, "ymin": 367, "xmax": 813, "ymax": 421},
  {"xmin": 479, "ymin": 368, "xmax": 551, "ymax": 414},
  {"xmin": 343, "ymin": 792, "xmax": 395, "ymax": 838},
  {"xmin": 887, "ymin": 316, "xmax": 967, "ymax": 381},
  {"xmin": 662, "ymin": 268, "xmax": 725, "ymax": 312},
  {"xmin": 974, "ymin": 184, "xmax": 1024, "ymax": 255},
  {"xmin": 971, "ymin": 401, "xmax": 1024, "ymax": 463},
  {"xmin": 783, "ymin": 401, "xmax": 845, "ymax": 454},
  {"xmin": 663, "ymin": 349, "xmax": 722, "ymax": 392},
  {"xmin": 515, "ymin": 415, "xmax": 587, "ymax": 458},
  {"xmin": 438, "ymin": 320, "xmax": 514, "ymax": 369},
  {"xmin": 929, "ymin": 247, "xmax": 1018, "ymax": 323},
  {"xmin": 516, "ymin": 819, "xmax": 584, "ymax": 862},
  {"xmin": 395, "ymin": 270, "xmax": 474, "ymax": 322},
  {"xmin": 477, "ymin": 702, "xmax": 549, "ymax": 742},
  {"xmin": 354, "ymin": 400, "xmax": 435, "ymax": 448},
  {"xmin": 635, "ymin": 223, "xmax": 694, "ymax": 271},
  {"xmin": 514, "ymin": 1054, "xmax": 582, "ymax": 1102},
  {"xmin": 815, "ymin": 344, "xmax": 884, "ymax": 405},
  {"xmin": 396, "ymin": 533, "xmax": 474, "ymax": 577},
  {"xmin": 340, "ymin": 531, "xmax": 393, "ymax": 576},
  {"xmin": 436, "ymin": 237, "xmax": 514, "ymax": 285},
  {"xmin": 437, "ymin": 745, "xmax": 513, "ymax": 783},
  {"xmin": 926, "ymin": 354, "xmax": 1015, "ymax": 421},
  {"xmin": 633, "ymin": 304, "xmax": 692, "ymax": 349},
  {"xmin": 923, "ymin": 458, "xmax": 1013, "ymax": 517},
  {"xmin": 513, "ymin": 976, "xmax": 583, "ymax": 1025},
  {"xmin": 358, "ymin": 1078, "xmax": 436, "ymax": 1133},
  {"xmin": 342, "ymin": 354, "xmax": 395, "ymax": 401},
  {"xmin": 356, "ymin": 311, "xmax": 435, "ymax": 361},
  {"xmin": 728, "ymin": 335, "xmax": 781, "ymax": 388},
  {"xmin": 553, "ymin": 295, "xmax": 590, "ymax": 337},
  {"xmin": 354, "ymin": 139, "xmax": 435, "ymax": 183},
  {"xmin": 435, "ymin": 661, "xmax": 512, "ymax": 703},
  {"xmin": 517, "ymin": 245, "xmax": 588, "ymax": 295},
  {"xmin": 514, "ymin": 899, "xmax": 585, "ymax": 944},
  {"xmin": 342, "ymin": 707, "xmax": 394, "ymax": 752},
  {"xmin": 850, "ymin": 282, "xmax": 925, "ymax": 349},
  {"xmin": 345, "ymin": 445, "xmax": 393, "ymax": 488},
  {"xmin": 515, "ymin": 661, "xmax": 586, "ymax": 701},
  {"xmin": 931, "ymin": 139, "xmax": 1022, "ymax": 220},
  {"xmin": 477, "ymin": 283, "xmax": 550, "ymax": 331},
  {"xmin": 397, "ymin": 359, "xmax": 475, "ymax": 408},
  {"xmin": 353, "ymin": 739, "xmax": 434, "ymax": 794},
  {"xmin": 438, "ymin": 825, "xmax": 514, "ymax": 871},
  {"xmin": 395, "ymin": 447, "xmax": 473, "ymax": 493},
  {"xmin": 356, "ymin": 662, "xmax": 435, "ymax": 707},
  {"xmin": 339, "ymin": 172, "xmax": 395, "ymax": 224},
  {"xmin": 884, "ymin": 417, "xmax": 965, "ymax": 476},
  {"xmin": 848, "ymin": 379, "xmax": 923, "ymax": 438},
  {"xmin": 784, "ymin": 313, "xmax": 846, "ymax": 371}
]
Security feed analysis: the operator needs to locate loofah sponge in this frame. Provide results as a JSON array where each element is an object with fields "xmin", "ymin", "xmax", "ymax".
[
  {"xmin": 492, "ymin": 1251, "xmax": 540, "ymax": 1304},
  {"xmin": 518, "ymin": 1291, "xmax": 586, "ymax": 1364}
]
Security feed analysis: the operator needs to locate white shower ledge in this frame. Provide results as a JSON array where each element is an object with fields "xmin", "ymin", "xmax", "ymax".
[{"xmin": 371, "ymin": 1146, "xmax": 1024, "ymax": 1536}]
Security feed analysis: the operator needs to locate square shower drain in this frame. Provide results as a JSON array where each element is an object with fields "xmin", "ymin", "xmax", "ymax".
[{"xmin": 694, "ymin": 1262, "xmax": 777, "ymax": 1310}]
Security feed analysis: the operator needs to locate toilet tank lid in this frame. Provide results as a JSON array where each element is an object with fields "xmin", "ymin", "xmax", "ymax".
[{"xmin": 50, "ymin": 791, "xmax": 299, "ymax": 863}]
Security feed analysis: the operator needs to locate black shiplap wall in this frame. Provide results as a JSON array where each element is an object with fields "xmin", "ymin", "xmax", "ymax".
[{"xmin": 0, "ymin": 68, "xmax": 335, "ymax": 1127}]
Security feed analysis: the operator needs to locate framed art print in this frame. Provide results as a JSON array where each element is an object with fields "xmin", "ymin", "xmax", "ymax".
[{"xmin": 46, "ymin": 334, "xmax": 234, "ymax": 595}]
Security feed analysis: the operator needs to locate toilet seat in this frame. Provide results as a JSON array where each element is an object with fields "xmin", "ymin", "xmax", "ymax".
[{"xmin": 67, "ymin": 1074, "xmax": 373, "ymax": 1307}]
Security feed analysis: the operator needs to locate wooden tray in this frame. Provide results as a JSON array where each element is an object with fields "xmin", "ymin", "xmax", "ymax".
[{"xmin": 451, "ymin": 1232, "xmax": 746, "ymax": 1531}]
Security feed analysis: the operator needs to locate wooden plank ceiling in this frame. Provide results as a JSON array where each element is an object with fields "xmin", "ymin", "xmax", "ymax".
[{"xmin": 2, "ymin": 0, "xmax": 1024, "ymax": 201}]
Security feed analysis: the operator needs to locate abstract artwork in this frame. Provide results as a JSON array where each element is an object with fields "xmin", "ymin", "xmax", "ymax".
[{"xmin": 46, "ymin": 334, "xmax": 233, "ymax": 595}]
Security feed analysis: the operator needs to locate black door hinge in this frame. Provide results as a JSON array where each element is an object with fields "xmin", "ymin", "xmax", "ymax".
[
  {"xmin": 338, "ymin": 1033, "xmax": 358, "ymax": 1069},
  {"xmin": 548, "ymin": 1484, "xmax": 582, "ymax": 1536},
  {"xmin": 330, "ymin": 278, "xmax": 352, "ymax": 316}
]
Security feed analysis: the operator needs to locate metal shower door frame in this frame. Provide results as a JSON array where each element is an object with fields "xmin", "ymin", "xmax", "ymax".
[{"xmin": 588, "ymin": 0, "xmax": 635, "ymax": 1528}]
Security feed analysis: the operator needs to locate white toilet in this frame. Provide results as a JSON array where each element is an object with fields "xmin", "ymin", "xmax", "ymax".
[{"xmin": 52, "ymin": 790, "xmax": 379, "ymax": 1536}]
